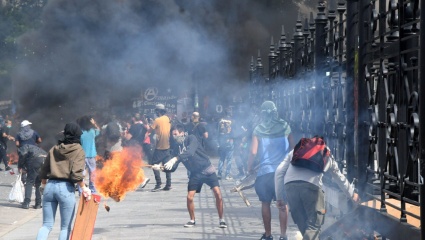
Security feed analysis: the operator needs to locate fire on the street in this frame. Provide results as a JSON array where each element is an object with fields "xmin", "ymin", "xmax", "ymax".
[
  {"xmin": 94, "ymin": 145, "xmax": 146, "ymax": 202},
  {"xmin": 7, "ymin": 152, "xmax": 18, "ymax": 165}
]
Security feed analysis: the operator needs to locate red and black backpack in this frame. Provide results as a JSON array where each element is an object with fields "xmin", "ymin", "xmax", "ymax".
[{"xmin": 291, "ymin": 137, "xmax": 330, "ymax": 172}]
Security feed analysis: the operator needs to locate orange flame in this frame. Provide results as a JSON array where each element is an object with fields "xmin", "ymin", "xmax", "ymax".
[
  {"xmin": 94, "ymin": 145, "xmax": 146, "ymax": 202},
  {"xmin": 7, "ymin": 152, "xmax": 18, "ymax": 165}
]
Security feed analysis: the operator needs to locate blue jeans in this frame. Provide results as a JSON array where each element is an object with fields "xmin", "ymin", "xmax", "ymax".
[
  {"xmin": 218, "ymin": 147, "xmax": 233, "ymax": 177},
  {"xmin": 85, "ymin": 157, "xmax": 97, "ymax": 192},
  {"xmin": 36, "ymin": 180, "xmax": 76, "ymax": 240},
  {"xmin": 78, "ymin": 157, "xmax": 97, "ymax": 193}
]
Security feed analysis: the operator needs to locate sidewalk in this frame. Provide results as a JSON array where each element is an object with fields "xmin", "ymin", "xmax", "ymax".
[{"xmin": 0, "ymin": 159, "xmax": 305, "ymax": 240}]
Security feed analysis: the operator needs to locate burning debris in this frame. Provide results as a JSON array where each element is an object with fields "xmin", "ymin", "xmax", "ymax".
[
  {"xmin": 94, "ymin": 145, "xmax": 147, "ymax": 202},
  {"xmin": 7, "ymin": 152, "xmax": 18, "ymax": 165},
  {"xmin": 104, "ymin": 203, "xmax": 110, "ymax": 212}
]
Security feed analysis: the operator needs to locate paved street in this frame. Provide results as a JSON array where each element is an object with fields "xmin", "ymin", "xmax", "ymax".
[{"xmin": 0, "ymin": 158, "xmax": 309, "ymax": 240}]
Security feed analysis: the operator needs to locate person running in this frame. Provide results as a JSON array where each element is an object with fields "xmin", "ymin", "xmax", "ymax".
[{"xmin": 154, "ymin": 123, "xmax": 227, "ymax": 228}]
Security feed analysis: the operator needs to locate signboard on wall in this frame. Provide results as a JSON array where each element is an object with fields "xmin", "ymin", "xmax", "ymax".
[{"xmin": 133, "ymin": 87, "xmax": 177, "ymax": 115}]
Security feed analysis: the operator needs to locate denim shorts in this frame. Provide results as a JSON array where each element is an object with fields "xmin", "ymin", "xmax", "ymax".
[{"xmin": 254, "ymin": 172, "xmax": 276, "ymax": 202}]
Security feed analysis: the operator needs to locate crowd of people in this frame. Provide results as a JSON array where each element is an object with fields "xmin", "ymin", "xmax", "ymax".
[{"xmin": 0, "ymin": 100, "xmax": 360, "ymax": 240}]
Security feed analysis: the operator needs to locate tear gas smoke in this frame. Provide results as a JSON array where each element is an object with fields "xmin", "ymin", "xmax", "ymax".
[{"xmin": 10, "ymin": 0, "xmax": 315, "ymax": 146}]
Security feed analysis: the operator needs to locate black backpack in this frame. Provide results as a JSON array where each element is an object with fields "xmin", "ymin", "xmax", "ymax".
[{"xmin": 291, "ymin": 137, "xmax": 330, "ymax": 172}]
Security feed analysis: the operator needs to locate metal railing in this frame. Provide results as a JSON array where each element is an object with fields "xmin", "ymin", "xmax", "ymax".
[{"xmin": 249, "ymin": 0, "xmax": 424, "ymax": 238}]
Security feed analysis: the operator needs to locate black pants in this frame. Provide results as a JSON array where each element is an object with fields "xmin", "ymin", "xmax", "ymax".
[
  {"xmin": 0, "ymin": 143, "xmax": 9, "ymax": 168},
  {"xmin": 24, "ymin": 158, "xmax": 43, "ymax": 205},
  {"xmin": 152, "ymin": 149, "xmax": 172, "ymax": 187}
]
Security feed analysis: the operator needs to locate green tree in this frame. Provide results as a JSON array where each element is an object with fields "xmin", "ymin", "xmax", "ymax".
[{"xmin": 0, "ymin": 0, "xmax": 46, "ymax": 100}]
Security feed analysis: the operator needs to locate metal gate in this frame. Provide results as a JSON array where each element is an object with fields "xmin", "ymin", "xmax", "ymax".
[{"xmin": 248, "ymin": 0, "xmax": 424, "ymax": 238}]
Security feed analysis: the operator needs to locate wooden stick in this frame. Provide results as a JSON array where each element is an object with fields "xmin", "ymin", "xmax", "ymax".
[{"xmin": 142, "ymin": 165, "xmax": 164, "ymax": 170}]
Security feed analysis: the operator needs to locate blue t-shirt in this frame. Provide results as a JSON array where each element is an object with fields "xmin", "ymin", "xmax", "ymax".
[
  {"xmin": 256, "ymin": 136, "xmax": 290, "ymax": 177},
  {"xmin": 81, "ymin": 128, "xmax": 100, "ymax": 158},
  {"xmin": 16, "ymin": 131, "xmax": 40, "ymax": 146}
]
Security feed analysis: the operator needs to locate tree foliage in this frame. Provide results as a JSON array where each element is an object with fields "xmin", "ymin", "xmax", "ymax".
[{"xmin": 0, "ymin": 0, "xmax": 46, "ymax": 99}]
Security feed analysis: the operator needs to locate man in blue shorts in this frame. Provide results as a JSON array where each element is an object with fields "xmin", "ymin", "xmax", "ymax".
[
  {"xmin": 155, "ymin": 124, "xmax": 227, "ymax": 229},
  {"xmin": 247, "ymin": 101, "xmax": 294, "ymax": 240}
]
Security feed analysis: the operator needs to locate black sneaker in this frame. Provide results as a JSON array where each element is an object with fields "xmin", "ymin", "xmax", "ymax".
[
  {"xmin": 34, "ymin": 204, "xmax": 42, "ymax": 209},
  {"xmin": 260, "ymin": 234, "xmax": 273, "ymax": 240},
  {"xmin": 22, "ymin": 203, "xmax": 30, "ymax": 209},
  {"xmin": 219, "ymin": 221, "xmax": 227, "ymax": 228},
  {"xmin": 162, "ymin": 186, "xmax": 171, "ymax": 191},
  {"xmin": 5, "ymin": 166, "xmax": 11, "ymax": 171},
  {"xmin": 0, "ymin": 168, "xmax": 3, "ymax": 171},
  {"xmin": 217, "ymin": 175, "xmax": 222, "ymax": 180},
  {"xmin": 151, "ymin": 185, "xmax": 162, "ymax": 192},
  {"xmin": 184, "ymin": 221, "xmax": 195, "ymax": 227}
]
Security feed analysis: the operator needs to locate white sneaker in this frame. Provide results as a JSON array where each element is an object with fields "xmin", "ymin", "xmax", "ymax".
[
  {"xmin": 184, "ymin": 221, "xmax": 196, "ymax": 227},
  {"xmin": 140, "ymin": 178, "xmax": 150, "ymax": 188}
]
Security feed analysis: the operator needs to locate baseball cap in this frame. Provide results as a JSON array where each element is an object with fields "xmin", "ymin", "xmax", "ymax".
[
  {"xmin": 21, "ymin": 120, "xmax": 32, "ymax": 127},
  {"xmin": 155, "ymin": 104, "xmax": 165, "ymax": 110}
]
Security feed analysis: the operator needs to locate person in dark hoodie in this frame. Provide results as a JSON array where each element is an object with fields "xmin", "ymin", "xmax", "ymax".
[
  {"xmin": 37, "ymin": 123, "xmax": 91, "ymax": 240},
  {"xmin": 18, "ymin": 144, "xmax": 47, "ymax": 209},
  {"xmin": 15, "ymin": 120, "xmax": 42, "ymax": 148},
  {"xmin": 154, "ymin": 124, "xmax": 227, "ymax": 229},
  {"xmin": 16, "ymin": 120, "xmax": 42, "ymax": 185}
]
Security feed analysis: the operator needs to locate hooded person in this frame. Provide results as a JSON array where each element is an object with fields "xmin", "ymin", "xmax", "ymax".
[
  {"xmin": 247, "ymin": 101, "xmax": 294, "ymax": 240},
  {"xmin": 37, "ymin": 122, "xmax": 91, "ymax": 240},
  {"xmin": 15, "ymin": 120, "xmax": 42, "ymax": 148},
  {"xmin": 18, "ymin": 144, "xmax": 47, "ymax": 209}
]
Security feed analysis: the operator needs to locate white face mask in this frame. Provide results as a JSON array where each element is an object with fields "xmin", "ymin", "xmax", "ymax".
[{"xmin": 173, "ymin": 135, "xmax": 185, "ymax": 144}]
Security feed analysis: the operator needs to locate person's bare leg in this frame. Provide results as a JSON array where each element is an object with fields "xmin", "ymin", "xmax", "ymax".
[
  {"xmin": 187, "ymin": 191, "xmax": 196, "ymax": 220},
  {"xmin": 279, "ymin": 204, "xmax": 289, "ymax": 238},
  {"xmin": 212, "ymin": 187, "xmax": 224, "ymax": 219},
  {"xmin": 262, "ymin": 201, "xmax": 272, "ymax": 236}
]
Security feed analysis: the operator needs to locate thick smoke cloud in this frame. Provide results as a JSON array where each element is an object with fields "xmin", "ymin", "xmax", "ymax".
[{"xmin": 12, "ymin": 0, "xmax": 314, "ymax": 146}]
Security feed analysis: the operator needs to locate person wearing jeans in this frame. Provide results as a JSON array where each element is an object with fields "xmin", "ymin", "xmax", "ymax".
[
  {"xmin": 146, "ymin": 104, "xmax": 172, "ymax": 192},
  {"xmin": 37, "ymin": 180, "xmax": 78, "ymax": 239},
  {"xmin": 77, "ymin": 115, "xmax": 100, "ymax": 193},
  {"xmin": 217, "ymin": 119, "xmax": 234, "ymax": 180},
  {"xmin": 37, "ymin": 123, "xmax": 91, "ymax": 240},
  {"xmin": 17, "ymin": 144, "xmax": 47, "ymax": 209}
]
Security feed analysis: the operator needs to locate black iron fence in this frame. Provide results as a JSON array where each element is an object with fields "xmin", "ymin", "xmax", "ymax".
[{"xmin": 249, "ymin": 0, "xmax": 424, "ymax": 238}]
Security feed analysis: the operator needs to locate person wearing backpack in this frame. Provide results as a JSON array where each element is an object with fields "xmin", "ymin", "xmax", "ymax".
[
  {"xmin": 247, "ymin": 101, "xmax": 294, "ymax": 240},
  {"xmin": 274, "ymin": 136, "xmax": 360, "ymax": 240},
  {"xmin": 185, "ymin": 112, "xmax": 208, "ymax": 148}
]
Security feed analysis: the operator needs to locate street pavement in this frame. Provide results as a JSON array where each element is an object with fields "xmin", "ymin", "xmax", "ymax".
[{"xmin": 0, "ymin": 158, "xmax": 311, "ymax": 240}]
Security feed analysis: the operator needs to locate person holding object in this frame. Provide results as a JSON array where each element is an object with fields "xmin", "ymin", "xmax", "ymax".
[
  {"xmin": 37, "ymin": 123, "xmax": 92, "ymax": 240},
  {"xmin": 275, "ymin": 136, "xmax": 360, "ymax": 240},
  {"xmin": 155, "ymin": 124, "xmax": 227, "ymax": 228},
  {"xmin": 18, "ymin": 144, "xmax": 47, "ymax": 209}
]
